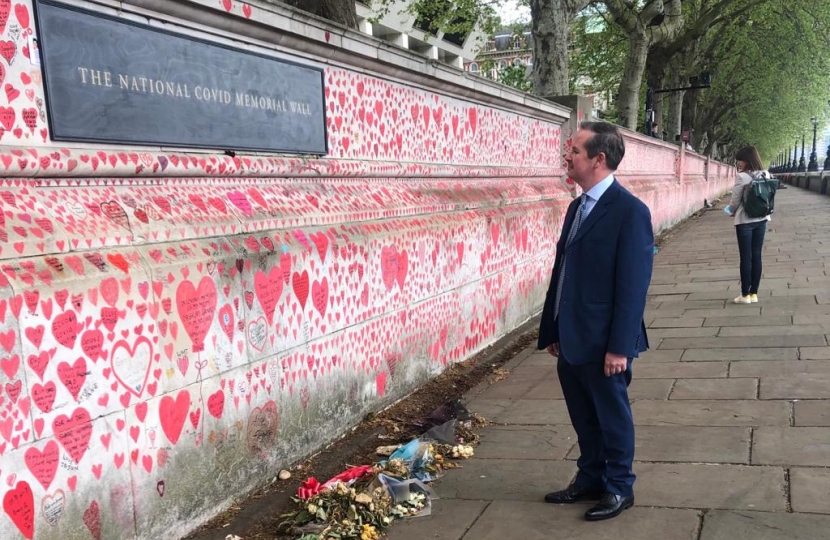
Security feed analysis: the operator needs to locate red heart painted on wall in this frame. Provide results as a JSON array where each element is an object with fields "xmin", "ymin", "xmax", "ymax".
[
  {"xmin": 176, "ymin": 277, "xmax": 218, "ymax": 353},
  {"xmin": 3, "ymin": 481, "xmax": 34, "ymax": 539},
  {"xmin": 159, "ymin": 389, "xmax": 190, "ymax": 445}
]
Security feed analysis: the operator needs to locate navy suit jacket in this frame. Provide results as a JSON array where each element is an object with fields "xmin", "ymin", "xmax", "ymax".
[{"xmin": 538, "ymin": 180, "xmax": 654, "ymax": 364}]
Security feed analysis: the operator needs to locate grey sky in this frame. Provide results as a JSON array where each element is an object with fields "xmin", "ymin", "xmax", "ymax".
[{"xmin": 496, "ymin": 1, "xmax": 530, "ymax": 24}]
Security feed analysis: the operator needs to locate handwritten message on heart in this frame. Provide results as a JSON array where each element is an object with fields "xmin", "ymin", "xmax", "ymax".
[
  {"xmin": 3, "ymin": 481, "xmax": 34, "ymax": 539},
  {"xmin": 24, "ymin": 440, "xmax": 59, "ymax": 490},
  {"xmin": 52, "ymin": 407, "xmax": 93, "ymax": 463},
  {"xmin": 247, "ymin": 317, "xmax": 267, "ymax": 352},
  {"xmin": 41, "ymin": 489, "xmax": 65, "ymax": 526},
  {"xmin": 254, "ymin": 267, "xmax": 282, "ymax": 324},
  {"xmin": 111, "ymin": 336, "xmax": 152, "ymax": 397},
  {"xmin": 176, "ymin": 277, "xmax": 218, "ymax": 353}
]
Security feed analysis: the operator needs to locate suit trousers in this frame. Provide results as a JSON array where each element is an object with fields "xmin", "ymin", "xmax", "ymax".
[{"xmin": 557, "ymin": 354, "xmax": 636, "ymax": 496}]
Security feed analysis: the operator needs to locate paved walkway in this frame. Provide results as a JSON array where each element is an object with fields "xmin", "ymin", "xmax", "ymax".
[{"xmin": 388, "ymin": 186, "xmax": 830, "ymax": 540}]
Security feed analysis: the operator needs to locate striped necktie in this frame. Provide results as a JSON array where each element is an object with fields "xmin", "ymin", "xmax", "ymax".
[{"xmin": 554, "ymin": 194, "xmax": 588, "ymax": 320}]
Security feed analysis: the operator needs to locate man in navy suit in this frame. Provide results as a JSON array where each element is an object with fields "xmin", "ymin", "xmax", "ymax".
[{"xmin": 538, "ymin": 121, "xmax": 653, "ymax": 521}]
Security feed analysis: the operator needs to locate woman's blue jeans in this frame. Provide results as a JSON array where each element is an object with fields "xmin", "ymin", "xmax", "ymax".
[{"xmin": 736, "ymin": 221, "xmax": 767, "ymax": 296}]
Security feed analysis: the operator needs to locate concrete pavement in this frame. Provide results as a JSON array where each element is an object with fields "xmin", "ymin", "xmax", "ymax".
[{"xmin": 388, "ymin": 185, "xmax": 830, "ymax": 540}]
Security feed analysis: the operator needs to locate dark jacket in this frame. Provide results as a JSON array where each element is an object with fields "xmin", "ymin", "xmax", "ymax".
[{"xmin": 537, "ymin": 180, "xmax": 654, "ymax": 364}]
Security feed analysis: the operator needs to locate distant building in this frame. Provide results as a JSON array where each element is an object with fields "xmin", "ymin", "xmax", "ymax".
[
  {"xmin": 465, "ymin": 28, "xmax": 532, "ymax": 80},
  {"xmin": 355, "ymin": 1, "xmax": 483, "ymax": 69}
]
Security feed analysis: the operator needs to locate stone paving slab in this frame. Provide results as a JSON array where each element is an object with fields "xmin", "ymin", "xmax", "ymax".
[
  {"xmin": 750, "ymin": 296, "xmax": 822, "ymax": 306},
  {"xmin": 718, "ymin": 325, "xmax": 827, "ymax": 336},
  {"xmin": 650, "ymin": 282, "xmax": 732, "ymax": 294},
  {"xmin": 790, "ymin": 468, "xmax": 830, "ymax": 514},
  {"xmin": 670, "ymin": 378, "xmax": 758, "ymax": 400},
  {"xmin": 567, "ymin": 426, "xmax": 750, "ymax": 464},
  {"xmin": 647, "ymin": 294, "xmax": 690, "ymax": 303},
  {"xmin": 681, "ymin": 307, "xmax": 762, "ymax": 318},
  {"xmin": 433, "ymin": 458, "xmax": 575, "ymax": 502},
  {"xmin": 794, "ymin": 401, "xmax": 830, "ymax": 426},
  {"xmin": 631, "ymin": 400, "xmax": 791, "ymax": 426},
  {"xmin": 699, "ymin": 510, "xmax": 830, "ymax": 540},
  {"xmin": 681, "ymin": 348, "xmax": 798, "ymax": 361},
  {"xmin": 465, "ymin": 399, "xmax": 571, "ymax": 425},
  {"xmin": 688, "ymin": 268, "xmax": 741, "ymax": 278},
  {"xmin": 800, "ymin": 346, "xmax": 830, "ymax": 359},
  {"xmin": 762, "ymin": 304, "xmax": 830, "ymax": 316},
  {"xmin": 729, "ymin": 360, "xmax": 830, "ymax": 378},
  {"xmin": 386, "ymin": 499, "xmax": 490, "ymax": 540},
  {"xmin": 648, "ymin": 327, "xmax": 721, "ymax": 339},
  {"xmin": 638, "ymin": 349, "xmax": 684, "ymax": 362},
  {"xmin": 635, "ymin": 362, "xmax": 728, "ymax": 379},
  {"xmin": 634, "ymin": 463, "xmax": 785, "ymax": 511},
  {"xmin": 770, "ymin": 288, "xmax": 825, "ymax": 296},
  {"xmin": 652, "ymin": 300, "xmax": 728, "ymax": 310},
  {"xmin": 500, "ymin": 365, "xmax": 558, "ymax": 381},
  {"xmin": 473, "ymin": 377, "xmax": 545, "ymax": 400},
  {"xmin": 702, "ymin": 316, "xmax": 792, "ymax": 327},
  {"xmin": 474, "ymin": 426, "xmax": 575, "ymax": 460},
  {"xmin": 462, "ymin": 501, "xmax": 701, "ymax": 540},
  {"xmin": 658, "ymin": 335, "xmax": 827, "ymax": 349},
  {"xmin": 650, "ymin": 318, "xmax": 705, "ymax": 328},
  {"xmin": 759, "ymin": 374, "xmax": 830, "ymax": 399},
  {"xmin": 685, "ymin": 292, "xmax": 762, "ymax": 301},
  {"xmin": 628, "ymin": 378, "xmax": 675, "ymax": 399},
  {"xmin": 753, "ymin": 427, "xmax": 830, "ymax": 466},
  {"xmin": 522, "ymin": 379, "xmax": 564, "ymax": 400},
  {"xmin": 519, "ymin": 353, "xmax": 557, "ymax": 366}
]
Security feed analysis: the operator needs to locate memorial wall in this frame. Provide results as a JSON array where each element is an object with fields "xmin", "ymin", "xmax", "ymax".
[{"xmin": 0, "ymin": 1, "xmax": 733, "ymax": 539}]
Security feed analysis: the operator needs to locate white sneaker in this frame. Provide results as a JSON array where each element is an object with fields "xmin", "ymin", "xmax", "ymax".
[
  {"xmin": 733, "ymin": 295, "xmax": 752, "ymax": 304},
  {"xmin": 750, "ymin": 294, "xmax": 758, "ymax": 303}
]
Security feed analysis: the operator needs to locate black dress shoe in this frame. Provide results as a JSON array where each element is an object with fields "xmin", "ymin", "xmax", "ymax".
[
  {"xmin": 584, "ymin": 492, "xmax": 635, "ymax": 521},
  {"xmin": 544, "ymin": 484, "xmax": 604, "ymax": 504}
]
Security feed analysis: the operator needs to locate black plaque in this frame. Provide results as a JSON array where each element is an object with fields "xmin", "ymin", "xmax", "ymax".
[{"xmin": 34, "ymin": 0, "xmax": 327, "ymax": 155}]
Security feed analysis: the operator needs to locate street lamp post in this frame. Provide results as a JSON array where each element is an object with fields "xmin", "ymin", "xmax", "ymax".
[
  {"xmin": 809, "ymin": 117, "xmax": 820, "ymax": 171},
  {"xmin": 792, "ymin": 142, "xmax": 798, "ymax": 172},
  {"xmin": 798, "ymin": 134, "xmax": 807, "ymax": 172}
]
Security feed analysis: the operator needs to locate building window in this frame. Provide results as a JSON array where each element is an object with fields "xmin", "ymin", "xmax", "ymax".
[
  {"xmin": 469, "ymin": 63, "xmax": 479, "ymax": 74},
  {"xmin": 498, "ymin": 60, "xmax": 507, "ymax": 70},
  {"xmin": 512, "ymin": 58, "xmax": 523, "ymax": 67}
]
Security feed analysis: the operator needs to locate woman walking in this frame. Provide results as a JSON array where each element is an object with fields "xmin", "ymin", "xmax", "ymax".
[{"xmin": 725, "ymin": 146, "xmax": 771, "ymax": 304}]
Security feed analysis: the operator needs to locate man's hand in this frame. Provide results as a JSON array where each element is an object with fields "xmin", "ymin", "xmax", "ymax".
[
  {"xmin": 604, "ymin": 352, "xmax": 627, "ymax": 377},
  {"xmin": 546, "ymin": 343, "xmax": 560, "ymax": 358}
]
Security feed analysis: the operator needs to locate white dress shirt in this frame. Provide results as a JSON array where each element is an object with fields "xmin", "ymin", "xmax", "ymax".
[{"xmin": 581, "ymin": 174, "xmax": 615, "ymax": 217}]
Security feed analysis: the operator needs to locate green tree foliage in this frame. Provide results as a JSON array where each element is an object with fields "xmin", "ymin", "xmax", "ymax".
[
  {"xmin": 568, "ymin": 8, "xmax": 627, "ymax": 112},
  {"xmin": 687, "ymin": 1, "xmax": 830, "ymax": 159},
  {"xmin": 367, "ymin": 0, "xmax": 501, "ymax": 38},
  {"xmin": 498, "ymin": 64, "xmax": 533, "ymax": 92}
]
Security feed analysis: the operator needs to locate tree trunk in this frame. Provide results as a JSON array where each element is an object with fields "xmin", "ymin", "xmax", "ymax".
[
  {"xmin": 684, "ymin": 90, "xmax": 700, "ymax": 150},
  {"xmin": 605, "ymin": 0, "xmax": 684, "ymax": 131},
  {"xmin": 529, "ymin": 0, "xmax": 572, "ymax": 97},
  {"xmin": 616, "ymin": 32, "xmax": 650, "ymax": 130},
  {"xmin": 645, "ymin": 61, "xmax": 665, "ymax": 137},
  {"xmin": 704, "ymin": 129, "xmax": 717, "ymax": 156},
  {"xmin": 281, "ymin": 0, "xmax": 358, "ymax": 28},
  {"xmin": 666, "ymin": 61, "xmax": 684, "ymax": 143}
]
